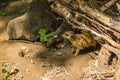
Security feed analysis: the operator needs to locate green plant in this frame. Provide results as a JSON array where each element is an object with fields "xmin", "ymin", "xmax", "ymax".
[
  {"xmin": 38, "ymin": 28, "xmax": 54, "ymax": 42},
  {"xmin": 0, "ymin": 11, "xmax": 6, "ymax": 19},
  {"xmin": 2, "ymin": 68, "xmax": 18, "ymax": 80}
]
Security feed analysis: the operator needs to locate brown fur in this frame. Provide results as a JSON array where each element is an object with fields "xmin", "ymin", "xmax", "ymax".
[{"xmin": 63, "ymin": 31, "xmax": 96, "ymax": 56}]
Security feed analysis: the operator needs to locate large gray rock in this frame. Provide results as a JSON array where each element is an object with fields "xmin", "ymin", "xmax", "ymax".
[
  {"xmin": 7, "ymin": 12, "xmax": 57, "ymax": 41},
  {"xmin": 7, "ymin": 0, "xmax": 58, "ymax": 41}
]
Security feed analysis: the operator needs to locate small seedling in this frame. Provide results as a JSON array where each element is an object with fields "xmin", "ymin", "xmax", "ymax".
[
  {"xmin": 38, "ymin": 28, "xmax": 54, "ymax": 42},
  {"xmin": 2, "ymin": 68, "xmax": 19, "ymax": 80}
]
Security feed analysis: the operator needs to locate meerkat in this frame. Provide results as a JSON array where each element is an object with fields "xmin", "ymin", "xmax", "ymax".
[{"xmin": 63, "ymin": 30, "xmax": 96, "ymax": 56}]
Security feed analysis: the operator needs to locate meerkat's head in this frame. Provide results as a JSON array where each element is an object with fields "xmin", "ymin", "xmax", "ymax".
[{"xmin": 62, "ymin": 31, "xmax": 74, "ymax": 40}]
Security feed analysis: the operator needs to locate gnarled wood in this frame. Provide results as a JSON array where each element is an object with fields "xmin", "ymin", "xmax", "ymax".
[
  {"xmin": 50, "ymin": 1, "xmax": 120, "ymax": 79},
  {"xmin": 51, "ymin": 1, "xmax": 120, "ymax": 49}
]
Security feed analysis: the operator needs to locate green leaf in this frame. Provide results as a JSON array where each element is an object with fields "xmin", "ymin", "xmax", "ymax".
[
  {"xmin": 40, "ymin": 37, "xmax": 44, "ymax": 42},
  {"xmin": 2, "ymin": 68, "xmax": 8, "ymax": 73},
  {"xmin": 45, "ymin": 32, "xmax": 54, "ymax": 38},
  {"xmin": 43, "ymin": 36, "xmax": 48, "ymax": 41},
  {"xmin": 4, "ymin": 75, "xmax": 10, "ymax": 80},
  {"xmin": 40, "ymin": 36, "xmax": 48, "ymax": 42},
  {"xmin": 38, "ymin": 28, "xmax": 54, "ymax": 42},
  {"xmin": 38, "ymin": 29, "xmax": 46, "ymax": 37}
]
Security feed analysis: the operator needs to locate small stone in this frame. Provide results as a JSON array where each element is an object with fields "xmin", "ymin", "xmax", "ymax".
[
  {"xmin": 30, "ymin": 59, "xmax": 34, "ymax": 64},
  {"xmin": 2, "ymin": 63, "xmax": 12, "ymax": 67},
  {"xmin": 26, "ymin": 69, "xmax": 30, "ymax": 72}
]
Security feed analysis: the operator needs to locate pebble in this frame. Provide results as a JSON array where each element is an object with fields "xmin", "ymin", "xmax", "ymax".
[
  {"xmin": 26, "ymin": 69, "xmax": 30, "ymax": 72},
  {"xmin": 31, "ymin": 59, "xmax": 34, "ymax": 64}
]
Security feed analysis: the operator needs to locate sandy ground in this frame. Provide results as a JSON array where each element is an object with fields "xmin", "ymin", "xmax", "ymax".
[
  {"xmin": 0, "ymin": 40, "xmax": 97, "ymax": 80},
  {"xmin": 0, "ymin": 0, "xmax": 98, "ymax": 80}
]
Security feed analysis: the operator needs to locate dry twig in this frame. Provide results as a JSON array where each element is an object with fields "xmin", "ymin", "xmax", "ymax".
[{"xmin": 100, "ymin": 0, "xmax": 117, "ymax": 12}]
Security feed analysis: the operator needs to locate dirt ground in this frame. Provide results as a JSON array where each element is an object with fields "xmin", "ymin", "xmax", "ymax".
[{"xmin": 0, "ymin": 0, "xmax": 98, "ymax": 80}]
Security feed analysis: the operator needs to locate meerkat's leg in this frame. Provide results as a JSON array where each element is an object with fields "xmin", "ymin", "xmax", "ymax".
[
  {"xmin": 71, "ymin": 46, "xmax": 75, "ymax": 54},
  {"xmin": 74, "ymin": 48, "xmax": 80, "ymax": 56}
]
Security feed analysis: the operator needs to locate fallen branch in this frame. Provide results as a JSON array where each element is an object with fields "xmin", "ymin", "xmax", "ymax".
[
  {"xmin": 50, "ymin": 1, "xmax": 120, "ymax": 79},
  {"xmin": 51, "ymin": 1, "xmax": 120, "ymax": 48},
  {"xmin": 100, "ymin": 0, "xmax": 117, "ymax": 12},
  {"xmin": 79, "ymin": 5, "xmax": 120, "ymax": 33}
]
